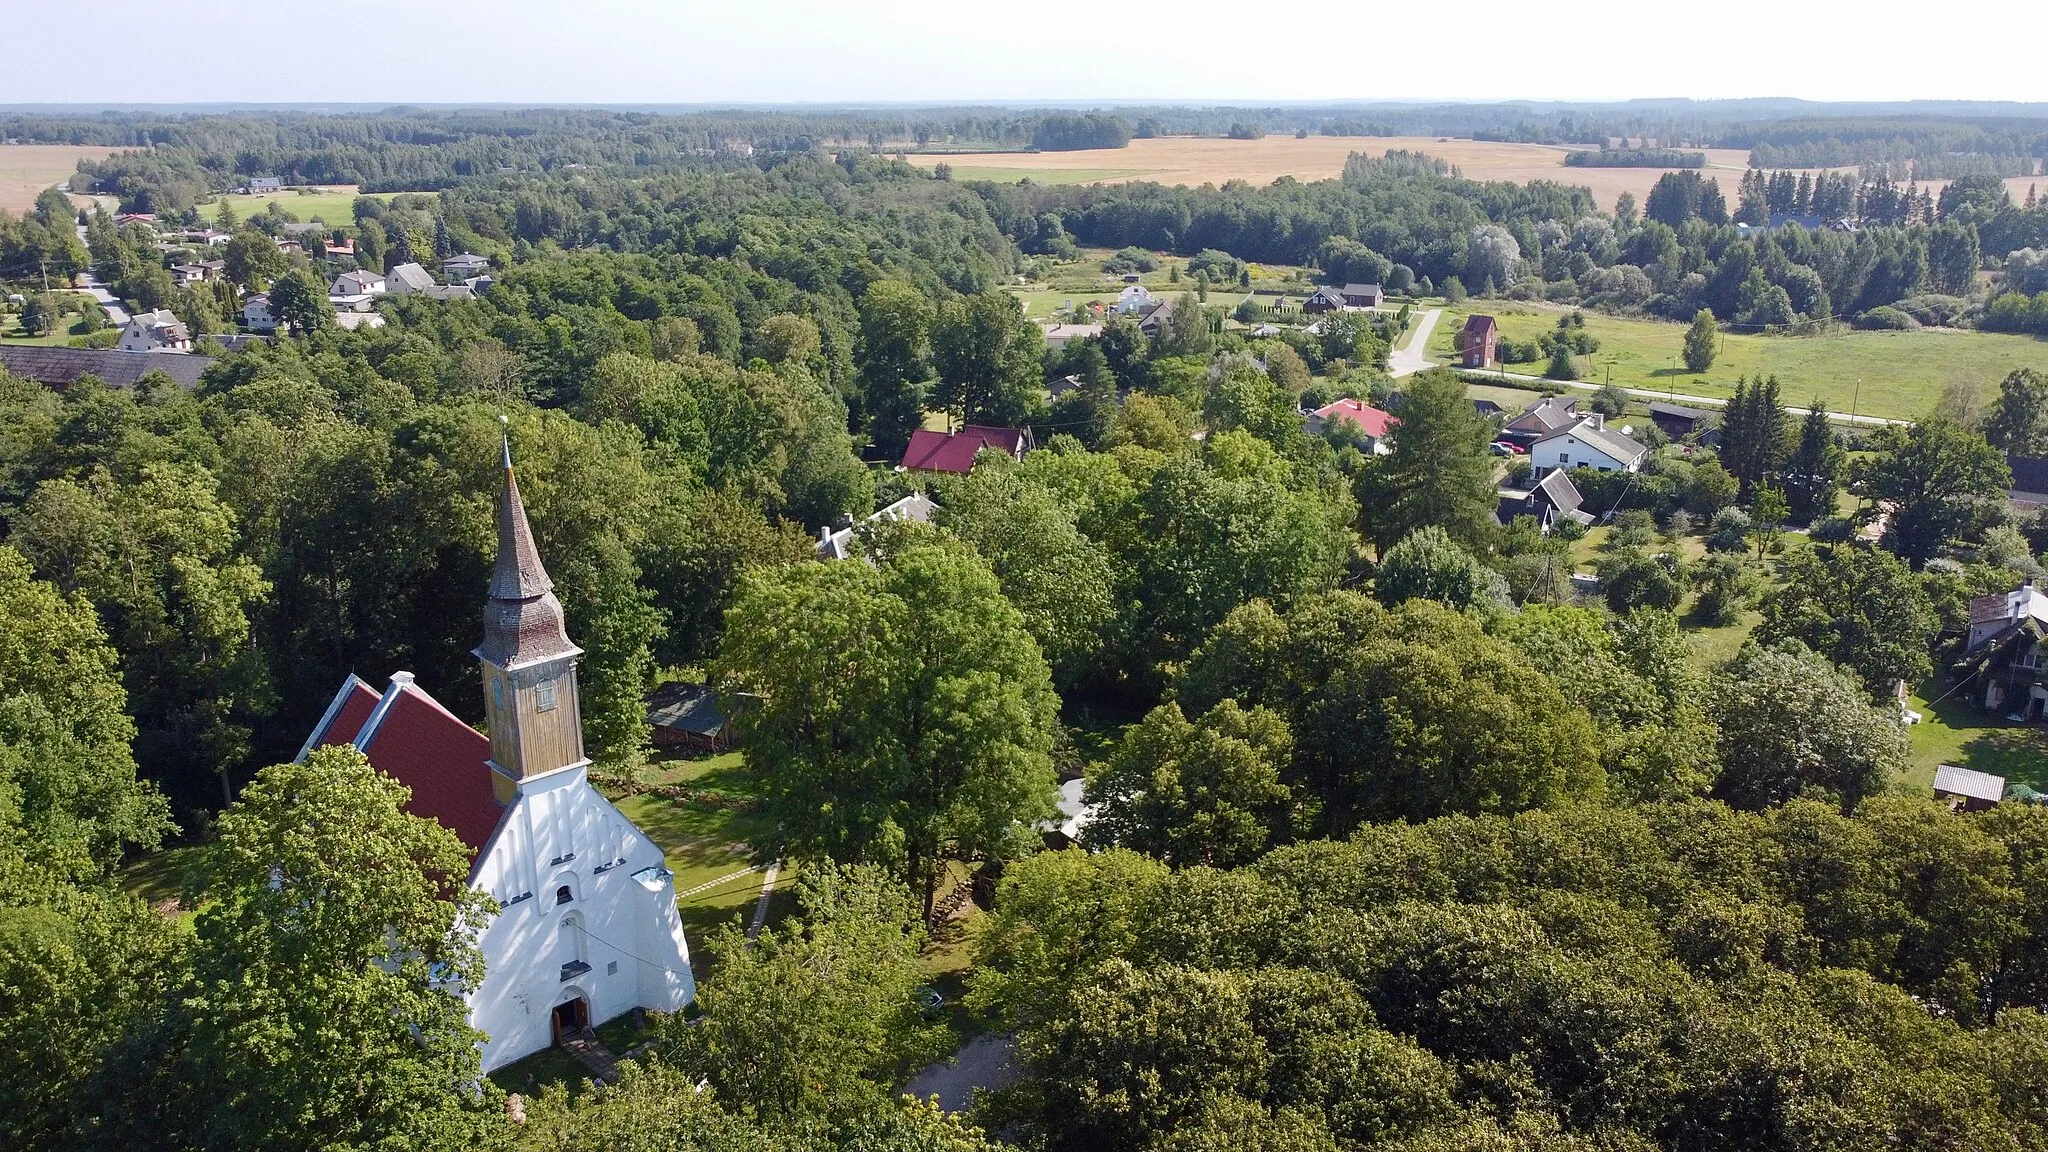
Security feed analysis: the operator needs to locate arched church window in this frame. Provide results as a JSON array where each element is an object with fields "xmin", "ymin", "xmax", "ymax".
[
  {"xmin": 536, "ymin": 678, "xmax": 558, "ymax": 712},
  {"xmin": 556, "ymin": 884, "xmax": 573, "ymax": 906}
]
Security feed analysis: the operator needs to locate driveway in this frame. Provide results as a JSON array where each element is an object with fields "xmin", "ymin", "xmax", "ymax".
[
  {"xmin": 73, "ymin": 221, "xmax": 130, "ymax": 326},
  {"xmin": 1387, "ymin": 307, "xmax": 1440, "ymax": 377},
  {"xmin": 903, "ymin": 1033, "xmax": 1022, "ymax": 1113}
]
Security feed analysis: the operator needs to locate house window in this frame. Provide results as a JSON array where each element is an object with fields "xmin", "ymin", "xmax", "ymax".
[
  {"xmin": 607, "ymin": 961, "xmax": 619, "ymax": 976},
  {"xmin": 1559, "ymin": 453, "xmax": 1570, "ymax": 464},
  {"xmin": 536, "ymin": 678, "xmax": 557, "ymax": 712},
  {"xmin": 556, "ymin": 884, "xmax": 573, "ymax": 906}
]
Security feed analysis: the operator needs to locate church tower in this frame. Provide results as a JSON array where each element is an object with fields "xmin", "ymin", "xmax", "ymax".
[{"xmin": 476, "ymin": 434, "xmax": 587, "ymax": 803}]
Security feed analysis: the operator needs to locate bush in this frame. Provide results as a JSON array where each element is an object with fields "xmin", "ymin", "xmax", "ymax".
[
  {"xmin": 1893, "ymin": 294, "xmax": 1970, "ymax": 328},
  {"xmin": 1550, "ymin": 515, "xmax": 1588, "ymax": 542},
  {"xmin": 1855, "ymin": 306, "xmax": 1919, "ymax": 330},
  {"xmin": 1612, "ymin": 509, "xmax": 1658, "ymax": 548},
  {"xmin": 1103, "ymin": 247, "xmax": 1158, "ymax": 275},
  {"xmin": 1706, "ymin": 507, "xmax": 1753, "ymax": 552},
  {"xmin": 1808, "ymin": 515, "xmax": 1855, "ymax": 543}
]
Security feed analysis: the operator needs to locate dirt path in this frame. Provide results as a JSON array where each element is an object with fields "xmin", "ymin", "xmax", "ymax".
[{"xmin": 904, "ymin": 1033, "xmax": 1023, "ymax": 1113}]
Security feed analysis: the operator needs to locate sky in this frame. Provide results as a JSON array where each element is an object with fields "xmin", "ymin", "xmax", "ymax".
[{"xmin": 5, "ymin": 0, "xmax": 2046, "ymax": 106}]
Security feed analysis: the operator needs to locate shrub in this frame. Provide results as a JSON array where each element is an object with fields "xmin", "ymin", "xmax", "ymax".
[
  {"xmin": 1706, "ymin": 507, "xmax": 1753, "ymax": 552},
  {"xmin": 1855, "ymin": 306, "xmax": 1919, "ymax": 330},
  {"xmin": 1808, "ymin": 515, "xmax": 1855, "ymax": 543}
]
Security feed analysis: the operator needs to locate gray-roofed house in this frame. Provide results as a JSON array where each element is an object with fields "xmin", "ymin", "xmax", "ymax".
[
  {"xmin": 242, "ymin": 294, "xmax": 277, "ymax": 332},
  {"xmin": 1529, "ymin": 413, "xmax": 1648, "ymax": 476},
  {"xmin": 1960, "ymin": 581, "xmax": 2048, "ymax": 718},
  {"xmin": 0, "ymin": 345, "xmax": 214, "ymax": 390},
  {"xmin": 116, "ymin": 309, "xmax": 193, "ymax": 353},
  {"xmin": 644, "ymin": 682, "xmax": 731, "ymax": 751},
  {"xmin": 817, "ymin": 491, "xmax": 938, "ymax": 561},
  {"xmin": 1503, "ymin": 396, "xmax": 1581, "ymax": 443},
  {"xmin": 1497, "ymin": 467, "xmax": 1594, "ymax": 532},
  {"xmin": 442, "ymin": 253, "xmax": 491, "ymax": 278},
  {"xmin": 1649, "ymin": 402, "xmax": 1710, "ymax": 438},
  {"xmin": 1934, "ymin": 764, "xmax": 2005, "ymax": 812},
  {"xmin": 421, "ymin": 284, "xmax": 476, "ymax": 301},
  {"xmin": 385, "ymin": 262, "xmax": 437, "ymax": 295},
  {"xmin": 330, "ymin": 269, "xmax": 386, "ymax": 297},
  {"xmin": 1302, "ymin": 286, "xmax": 1349, "ymax": 314},
  {"xmin": 1339, "ymin": 283, "xmax": 1384, "ymax": 309}
]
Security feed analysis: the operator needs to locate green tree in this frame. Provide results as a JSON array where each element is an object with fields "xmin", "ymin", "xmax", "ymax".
[
  {"xmin": 1683, "ymin": 309, "xmax": 1718, "ymax": 373},
  {"xmin": 1374, "ymin": 525, "xmax": 1507, "ymax": 610},
  {"xmin": 1087, "ymin": 699, "xmax": 1294, "ymax": 868},
  {"xmin": 1361, "ymin": 369, "xmax": 1499, "ymax": 553},
  {"xmin": 1295, "ymin": 600, "xmax": 1605, "ymax": 830},
  {"xmin": 1750, "ymin": 482, "xmax": 1788, "ymax": 558},
  {"xmin": 1712, "ymin": 641, "xmax": 1907, "ymax": 810},
  {"xmin": 1545, "ymin": 341, "xmax": 1578, "ymax": 381},
  {"xmin": 856, "ymin": 280, "xmax": 933, "ymax": 459},
  {"xmin": 930, "ymin": 291, "xmax": 1041, "ymax": 427},
  {"xmin": 1927, "ymin": 219, "xmax": 1982, "ymax": 295},
  {"xmin": 16, "ymin": 462, "xmax": 271, "ymax": 813},
  {"xmin": 1757, "ymin": 544, "xmax": 1939, "ymax": 694},
  {"xmin": 265, "ymin": 266, "xmax": 329, "ymax": 333},
  {"xmin": 676, "ymin": 864, "xmax": 948, "ymax": 1123},
  {"xmin": 934, "ymin": 458, "xmax": 1117, "ymax": 692},
  {"xmin": 1984, "ymin": 368, "xmax": 2048, "ymax": 457},
  {"xmin": 97, "ymin": 745, "xmax": 497, "ymax": 1151},
  {"xmin": 221, "ymin": 226, "xmax": 285, "ymax": 288},
  {"xmin": 716, "ymin": 536, "xmax": 1059, "ymax": 915},
  {"xmin": 1782, "ymin": 403, "xmax": 1845, "ymax": 524},
  {"xmin": 1857, "ymin": 416, "xmax": 2010, "ymax": 568}
]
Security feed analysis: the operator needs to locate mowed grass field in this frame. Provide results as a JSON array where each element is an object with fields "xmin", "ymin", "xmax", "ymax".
[
  {"xmin": 1431, "ymin": 301, "xmax": 2048, "ymax": 420},
  {"xmin": 211, "ymin": 185, "xmax": 391, "ymax": 226},
  {"xmin": 0, "ymin": 143, "xmax": 119, "ymax": 214}
]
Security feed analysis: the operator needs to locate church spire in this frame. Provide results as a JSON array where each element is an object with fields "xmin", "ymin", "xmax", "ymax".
[
  {"xmin": 477, "ymin": 426, "xmax": 588, "ymax": 798},
  {"xmin": 477, "ymin": 428, "xmax": 579, "ymax": 670}
]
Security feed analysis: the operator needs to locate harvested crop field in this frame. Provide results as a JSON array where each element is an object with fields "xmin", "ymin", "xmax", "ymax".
[
  {"xmin": 0, "ymin": 144, "xmax": 120, "ymax": 214},
  {"xmin": 920, "ymin": 136, "xmax": 2045, "ymax": 211}
]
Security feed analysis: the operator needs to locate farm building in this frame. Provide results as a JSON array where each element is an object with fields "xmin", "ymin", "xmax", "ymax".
[
  {"xmin": 1649, "ymin": 402, "xmax": 1710, "ymax": 438},
  {"xmin": 1933, "ymin": 764, "xmax": 2005, "ymax": 812},
  {"xmin": 644, "ymin": 682, "xmax": 731, "ymax": 751}
]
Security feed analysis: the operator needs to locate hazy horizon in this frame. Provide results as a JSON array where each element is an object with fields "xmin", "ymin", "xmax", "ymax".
[{"xmin": 9, "ymin": 0, "xmax": 2045, "ymax": 106}]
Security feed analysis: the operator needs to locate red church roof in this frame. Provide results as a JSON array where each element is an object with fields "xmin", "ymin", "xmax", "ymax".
[
  {"xmin": 900, "ymin": 425, "xmax": 1030, "ymax": 473},
  {"xmin": 1311, "ymin": 398, "xmax": 1395, "ymax": 439},
  {"xmin": 302, "ymin": 673, "xmax": 506, "ymax": 860}
]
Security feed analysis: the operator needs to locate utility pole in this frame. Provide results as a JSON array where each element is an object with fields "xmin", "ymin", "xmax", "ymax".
[{"xmin": 1850, "ymin": 378, "xmax": 1861, "ymax": 427}]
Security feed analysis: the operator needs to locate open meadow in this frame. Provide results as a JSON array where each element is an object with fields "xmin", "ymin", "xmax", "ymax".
[
  {"xmin": 211, "ymin": 184, "xmax": 389, "ymax": 226},
  {"xmin": 0, "ymin": 143, "xmax": 119, "ymax": 214},
  {"xmin": 1432, "ymin": 301, "xmax": 2048, "ymax": 420}
]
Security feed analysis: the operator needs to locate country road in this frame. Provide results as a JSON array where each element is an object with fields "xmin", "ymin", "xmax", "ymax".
[
  {"xmin": 73, "ymin": 220, "xmax": 130, "ymax": 327},
  {"xmin": 1387, "ymin": 307, "xmax": 1440, "ymax": 377}
]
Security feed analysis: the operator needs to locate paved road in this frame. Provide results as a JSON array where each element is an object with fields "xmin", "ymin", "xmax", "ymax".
[
  {"xmin": 72, "ymin": 221, "xmax": 130, "ymax": 326},
  {"xmin": 1460, "ymin": 365, "xmax": 1906, "ymax": 427},
  {"xmin": 904, "ymin": 1033, "xmax": 1023, "ymax": 1113},
  {"xmin": 1387, "ymin": 307, "xmax": 1441, "ymax": 377}
]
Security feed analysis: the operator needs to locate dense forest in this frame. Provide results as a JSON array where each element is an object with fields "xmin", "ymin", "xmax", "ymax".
[{"xmin": 7, "ymin": 106, "xmax": 2048, "ymax": 1150}]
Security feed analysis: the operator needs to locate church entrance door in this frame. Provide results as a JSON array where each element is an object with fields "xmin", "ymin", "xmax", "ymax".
[{"xmin": 551, "ymin": 996, "xmax": 590, "ymax": 1045}]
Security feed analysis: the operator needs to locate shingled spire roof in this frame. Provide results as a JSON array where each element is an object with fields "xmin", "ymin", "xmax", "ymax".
[{"xmin": 477, "ymin": 430, "xmax": 581, "ymax": 669}]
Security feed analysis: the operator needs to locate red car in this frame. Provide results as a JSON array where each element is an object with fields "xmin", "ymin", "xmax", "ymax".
[{"xmin": 1489, "ymin": 439, "xmax": 1527, "ymax": 456}]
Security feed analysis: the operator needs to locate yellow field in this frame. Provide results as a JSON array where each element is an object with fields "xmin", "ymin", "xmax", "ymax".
[
  {"xmin": 0, "ymin": 144, "xmax": 120, "ymax": 215},
  {"xmin": 917, "ymin": 136, "xmax": 2046, "ymax": 211}
]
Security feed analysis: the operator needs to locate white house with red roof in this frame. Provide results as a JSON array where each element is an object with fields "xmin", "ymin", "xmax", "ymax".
[
  {"xmin": 298, "ymin": 438, "xmax": 694, "ymax": 1072},
  {"xmin": 1303, "ymin": 397, "xmax": 1397, "ymax": 454},
  {"xmin": 899, "ymin": 425, "xmax": 1033, "ymax": 474}
]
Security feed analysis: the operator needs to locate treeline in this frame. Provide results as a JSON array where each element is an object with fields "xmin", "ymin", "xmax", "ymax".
[
  {"xmin": 1745, "ymin": 115, "xmax": 2048, "ymax": 174},
  {"xmin": 1563, "ymin": 147, "xmax": 1705, "ymax": 167},
  {"xmin": 1031, "ymin": 114, "xmax": 1131, "ymax": 151}
]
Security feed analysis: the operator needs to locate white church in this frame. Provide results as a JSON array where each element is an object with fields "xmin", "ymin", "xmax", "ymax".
[{"xmin": 297, "ymin": 440, "xmax": 696, "ymax": 1071}]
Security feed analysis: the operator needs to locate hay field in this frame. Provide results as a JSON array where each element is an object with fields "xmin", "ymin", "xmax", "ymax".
[{"xmin": 0, "ymin": 144, "xmax": 119, "ymax": 214}]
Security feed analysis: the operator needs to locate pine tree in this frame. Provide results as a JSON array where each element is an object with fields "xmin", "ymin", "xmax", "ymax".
[
  {"xmin": 432, "ymin": 216, "xmax": 453, "ymax": 260},
  {"xmin": 1682, "ymin": 309, "xmax": 1717, "ymax": 372},
  {"xmin": 1782, "ymin": 403, "xmax": 1845, "ymax": 524}
]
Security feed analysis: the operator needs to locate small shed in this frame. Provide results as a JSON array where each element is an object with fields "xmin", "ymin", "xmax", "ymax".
[
  {"xmin": 1933, "ymin": 763, "xmax": 2005, "ymax": 812},
  {"xmin": 645, "ymin": 682, "xmax": 730, "ymax": 751},
  {"xmin": 1649, "ymin": 402, "xmax": 1709, "ymax": 438}
]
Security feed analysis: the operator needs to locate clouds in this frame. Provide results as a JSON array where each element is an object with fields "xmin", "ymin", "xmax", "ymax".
[{"xmin": 6, "ymin": 0, "xmax": 2044, "ymax": 104}]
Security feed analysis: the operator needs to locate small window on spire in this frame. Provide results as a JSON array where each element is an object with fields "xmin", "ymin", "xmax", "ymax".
[{"xmin": 536, "ymin": 678, "xmax": 558, "ymax": 712}]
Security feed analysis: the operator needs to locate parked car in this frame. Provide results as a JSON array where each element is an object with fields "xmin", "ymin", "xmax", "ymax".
[{"xmin": 1490, "ymin": 440, "xmax": 1527, "ymax": 456}]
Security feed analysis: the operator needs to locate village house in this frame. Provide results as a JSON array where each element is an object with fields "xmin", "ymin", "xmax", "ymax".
[
  {"xmin": 1303, "ymin": 397, "xmax": 1397, "ymax": 454},
  {"xmin": 1501, "ymin": 396, "xmax": 1582, "ymax": 445},
  {"xmin": 443, "ymin": 252, "xmax": 491, "ymax": 279},
  {"xmin": 1529, "ymin": 412, "xmax": 1647, "ymax": 477},
  {"xmin": 1137, "ymin": 299, "xmax": 1174, "ymax": 338},
  {"xmin": 1113, "ymin": 284, "xmax": 1153, "ymax": 315},
  {"xmin": 817, "ymin": 491, "xmax": 939, "ymax": 561},
  {"xmin": 1302, "ymin": 286, "xmax": 1348, "ymax": 314},
  {"xmin": 0, "ymin": 345, "xmax": 214, "ymax": 390},
  {"xmin": 297, "ymin": 440, "xmax": 695, "ymax": 1072},
  {"xmin": 1496, "ymin": 468, "xmax": 1593, "ymax": 532},
  {"xmin": 1339, "ymin": 282, "xmax": 1384, "ymax": 309},
  {"xmin": 331, "ymin": 269, "xmax": 386, "ymax": 297},
  {"xmin": 117, "ymin": 309, "xmax": 193, "ymax": 353},
  {"xmin": 1040, "ymin": 322, "xmax": 1102, "ymax": 351},
  {"xmin": 1460, "ymin": 314, "xmax": 1499, "ymax": 368},
  {"xmin": 241, "ymin": 294, "xmax": 277, "ymax": 332},
  {"xmin": 1959, "ymin": 582, "xmax": 2048, "ymax": 719},
  {"xmin": 386, "ymin": 261, "xmax": 438, "ymax": 295},
  {"xmin": 245, "ymin": 176, "xmax": 284, "ymax": 193},
  {"xmin": 900, "ymin": 426, "xmax": 1033, "ymax": 474}
]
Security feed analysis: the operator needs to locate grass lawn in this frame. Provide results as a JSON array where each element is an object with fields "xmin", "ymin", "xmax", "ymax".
[
  {"xmin": 120, "ymin": 842, "xmax": 202, "ymax": 911},
  {"xmin": 488, "ymin": 1042, "xmax": 595, "ymax": 1100},
  {"xmin": 211, "ymin": 186, "xmax": 393, "ymax": 227},
  {"xmin": 1901, "ymin": 680, "xmax": 2048, "ymax": 794},
  {"xmin": 1431, "ymin": 301, "xmax": 2048, "ymax": 421}
]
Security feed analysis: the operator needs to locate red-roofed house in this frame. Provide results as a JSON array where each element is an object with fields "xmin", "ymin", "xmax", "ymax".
[
  {"xmin": 297, "ymin": 437, "xmax": 694, "ymax": 1072},
  {"xmin": 1303, "ymin": 397, "xmax": 1397, "ymax": 454},
  {"xmin": 1461, "ymin": 315, "xmax": 1499, "ymax": 368},
  {"xmin": 900, "ymin": 425, "xmax": 1034, "ymax": 474}
]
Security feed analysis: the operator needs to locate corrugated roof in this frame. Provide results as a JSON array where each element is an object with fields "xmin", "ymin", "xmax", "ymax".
[
  {"xmin": 645, "ymin": 682, "xmax": 726, "ymax": 736},
  {"xmin": 0, "ymin": 345, "xmax": 213, "ymax": 390},
  {"xmin": 1535, "ymin": 467, "xmax": 1585, "ymax": 514},
  {"xmin": 1934, "ymin": 763, "xmax": 2005, "ymax": 803},
  {"xmin": 1535, "ymin": 417, "xmax": 1647, "ymax": 466}
]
